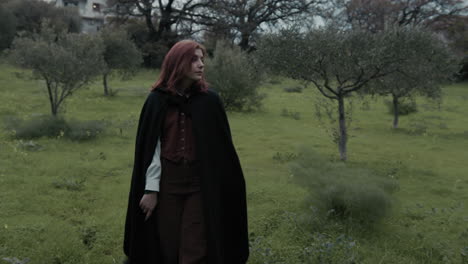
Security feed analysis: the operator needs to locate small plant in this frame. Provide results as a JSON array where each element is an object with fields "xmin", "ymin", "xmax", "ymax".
[
  {"xmin": 3, "ymin": 116, "xmax": 106, "ymax": 141},
  {"xmin": 15, "ymin": 140, "xmax": 43, "ymax": 151},
  {"xmin": 281, "ymin": 109, "xmax": 301, "ymax": 120},
  {"xmin": 66, "ymin": 119, "xmax": 106, "ymax": 141},
  {"xmin": 2, "ymin": 257, "xmax": 30, "ymax": 264},
  {"xmin": 52, "ymin": 177, "xmax": 85, "ymax": 191},
  {"xmin": 461, "ymin": 247, "xmax": 468, "ymax": 263},
  {"xmin": 79, "ymin": 226, "xmax": 97, "ymax": 249},
  {"xmin": 385, "ymin": 99, "xmax": 418, "ymax": 115},
  {"xmin": 3, "ymin": 115, "xmax": 68, "ymax": 139},
  {"xmin": 114, "ymin": 118, "xmax": 138, "ymax": 136},
  {"xmin": 205, "ymin": 40, "xmax": 266, "ymax": 112},
  {"xmin": 290, "ymin": 147, "xmax": 398, "ymax": 225},
  {"xmin": 283, "ymin": 86, "xmax": 303, "ymax": 93},
  {"xmin": 272, "ymin": 151, "xmax": 299, "ymax": 163}
]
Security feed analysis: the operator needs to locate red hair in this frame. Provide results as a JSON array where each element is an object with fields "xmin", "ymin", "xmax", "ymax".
[{"xmin": 151, "ymin": 40, "xmax": 208, "ymax": 94}]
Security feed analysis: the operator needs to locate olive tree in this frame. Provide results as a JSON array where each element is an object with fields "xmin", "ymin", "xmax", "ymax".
[
  {"xmin": 8, "ymin": 24, "xmax": 104, "ymax": 116},
  {"xmin": 205, "ymin": 40, "xmax": 265, "ymax": 111},
  {"xmin": 99, "ymin": 27, "xmax": 142, "ymax": 96},
  {"xmin": 368, "ymin": 29, "xmax": 456, "ymax": 128},
  {"xmin": 257, "ymin": 26, "xmax": 437, "ymax": 161}
]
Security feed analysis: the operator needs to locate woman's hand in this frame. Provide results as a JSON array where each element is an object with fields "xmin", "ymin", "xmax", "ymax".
[{"xmin": 139, "ymin": 193, "xmax": 158, "ymax": 221}]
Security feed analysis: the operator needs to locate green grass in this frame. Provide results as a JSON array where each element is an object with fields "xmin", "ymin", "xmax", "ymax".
[{"xmin": 0, "ymin": 62, "xmax": 467, "ymax": 263}]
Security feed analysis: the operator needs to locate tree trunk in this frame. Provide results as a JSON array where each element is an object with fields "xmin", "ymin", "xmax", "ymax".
[
  {"xmin": 239, "ymin": 32, "xmax": 250, "ymax": 51},
  {"xmin": 103, "ymin": 73, "xmax": 109, "ymax": 96},
  {"xmin": 338, "ymin": 96, "xmax": 347, "ymax": 161},
  {"xmin": 51, "ymin": 104, "xmax": 58, "ymax": 116},
  {"xmin": 46, "ymin": 80, "xmax": 58, "ymax": 116},
  {"xmin": 392, "ymin": 94, "xmax": 399, "ymax": 128}
]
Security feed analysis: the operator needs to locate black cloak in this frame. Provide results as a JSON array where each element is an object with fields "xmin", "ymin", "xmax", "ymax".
[{"xmin": 123, "ymin": 88, "xmax": 249, "ymax": 264}]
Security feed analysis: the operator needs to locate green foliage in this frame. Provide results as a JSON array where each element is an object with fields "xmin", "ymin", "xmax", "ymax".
[
  {"xmin": 8, "ymin": 22, "xmax": 105, "ymax": 115},
  {"xmin": 385, "ymin": 99, "xmax": 418, "ymax": 115},
  {"xmin": 283, "ymin": 86, "xmax": 303, "ymax": 93},
  {"xmin": 257, "ymin": 26, "xmax": 399, "ymax": 91},
  {"xmin": 205, "ymin": 40, "xmax": 266, "ymax": 111},
  {"xmin": 100, "ymin": 27, "xmax": 142, "ymax": 77},
  {"xmin": 290, "ymin": 148, "xmax": 398, "ymax": 225},
  {"xmin": 99, "ymin": 27, "xmax": 142, "ymax": 95},
  {"xmin": 4, "ymin": 115, "xmax": 68, "ymax": 139},
  {"xmin": 1, "ymin": 257, "xmax": 30, "ymax": 264},
  {"xmin": 52, "ymin": 176, "xmax": 86, "ymax": 191},
  {"xmin": 3, "ymin": 116, "xmax": 106, "ymax": 141},
  {"xmin": 272, "ymin": 151, "xmax": 299, "ymax": 163},
  {"xmin": 66, "ymin": 119, "xmax": 106, "ymax": 141},
  {"xmin": 79, "ymin": 225, "xmax": 97, "ymax": 249},
  {"xmin": 458, "ymin": 56, "xmax": 468, "ymax": 81},
  {"xmin": 0, "ymin": 5, "xmax": 16, "ymax": 52},
  {"xmin": 281, "ymin": 108, "xmax": 301, "ymax": 120},
  {"xmin": 366, "ymin": 27, "xmax": 455, "ymax": 127},
  {"xmin": 5, "ymin": 0, "xmax": 81, "ymax": 36}
]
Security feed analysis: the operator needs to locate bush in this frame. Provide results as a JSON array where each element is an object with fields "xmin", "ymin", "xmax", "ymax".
[
  {"xmin": 0, "ymin": 5, "xmax": 16, "ymax": 52},
  {"xmin": 4, "ymin": 115, "xmax": 68, "ymax": 139},
  {"xmin": 283, "ymin": 86, "xmax": 303, "ymax": 93},
  {"xmin": 52, "ymin": 176, "xmax": 85, "ymax": 191},
  {"xmin": 385, "ymin": 99, "xmax": 418, "ymax": 115},
  {"xmin": 205, "ymin": 40, "xmax": 265, "ymax": 111},
  {"xmin": 66, "ymin": 119, "xmax": 106, "ymax": 141},
  {"xmin": 281, "ymin": 108, "xmax": 301, "ymax": 120},
  {"xmin": 3, "ymin": 116, "xmax": 105, "ymax": 141},
  {"xmin": 290, "ymin": 148, "xmax": 398, "ymax": 225}
]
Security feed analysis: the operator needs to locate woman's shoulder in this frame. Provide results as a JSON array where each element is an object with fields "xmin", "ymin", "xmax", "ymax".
[
  {"xmin": 203, "ymin": 88, "xmax": 222, "ymax": 102},
  {"xmin": 146, "ymin": 89, "xmax": 168, "ymax": 103}
]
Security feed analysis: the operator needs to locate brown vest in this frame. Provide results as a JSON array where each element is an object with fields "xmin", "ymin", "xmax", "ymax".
[{"xmin": 160, "ymin": 106, "xmax": 196, "ymax": 163}]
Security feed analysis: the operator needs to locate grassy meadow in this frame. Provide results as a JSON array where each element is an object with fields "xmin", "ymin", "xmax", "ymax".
[{"xmin": 0, "ymin": 61, "xmax": 468, "ymax": 264}]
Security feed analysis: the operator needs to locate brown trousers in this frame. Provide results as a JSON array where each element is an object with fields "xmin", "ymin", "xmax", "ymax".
[{"xmin": 155, "ymin": 159, "xmax": 207, "ymax": 264}]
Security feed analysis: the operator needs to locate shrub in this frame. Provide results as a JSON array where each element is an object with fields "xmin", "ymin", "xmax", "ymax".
[
  {"xmin": 16, "ymin": 140, "xmax": 44, "ymax": 151},
  {"xmin": 205, "ymin": 40, "xmax": 265, "ymax": 111},
  {"xmin": 281, "ymin": 108, "xmax": 301, "ymax": 120},
  {"xmin": 99, "ymin": 27, "xmax": 142, "ymax": 96},
  {"xmin": 66, "ymin": 119, "xmax": 106, "ymax": 141},
  {"xmin": 272, "ymin": 151, "xmax": 299, "ymax": 163},
  {"xmin": 3, "ymin": 116, "xmax": 105, "ymax": 141},
  {"xmin": 52, "ymin": 176, "xmax": 85, "ymax": 191},
  {"xmin": 283, "ymin": 86, "xmax": 303, "ymax": 93},
  {"xmin": 385, "ymin": 99, "xmax": 418, "ymax": 115},
  {"xmin": 3, "ymin": 115, "xmax": 68, "ymax": 139},
  {"xmin": 290, "ymin": 148, "xmax": 398, "ymax": 225},
  {"xmin": 0, "ymin": 5, "xmax": 16, "ymax": 52}
]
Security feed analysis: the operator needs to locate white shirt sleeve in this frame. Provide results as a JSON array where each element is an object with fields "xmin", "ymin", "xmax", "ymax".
[{"xmin": 145, "ymin": 138, "xmax": 161, "ymax": 192}]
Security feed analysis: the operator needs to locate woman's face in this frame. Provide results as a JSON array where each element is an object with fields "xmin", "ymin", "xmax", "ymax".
[{"xmin": 183, "ymin": 48, "xmax": 204, "ymax": 82}]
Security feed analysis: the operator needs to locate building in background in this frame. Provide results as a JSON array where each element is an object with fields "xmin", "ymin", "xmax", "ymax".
[{"xmin": 50, "ymin": 0, "xmax": 107, "ymax": 33}]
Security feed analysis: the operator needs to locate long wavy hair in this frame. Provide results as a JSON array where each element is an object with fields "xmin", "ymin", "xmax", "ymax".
[{"xmin": 151, "ymin": 40, "xmax": 208, "ymax": 94}]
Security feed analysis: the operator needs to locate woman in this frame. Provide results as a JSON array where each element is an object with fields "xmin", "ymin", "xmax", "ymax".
[{"xmin": 123, "ymin": 40, "xmax": 249, "ymax": 264}]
